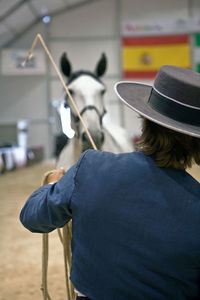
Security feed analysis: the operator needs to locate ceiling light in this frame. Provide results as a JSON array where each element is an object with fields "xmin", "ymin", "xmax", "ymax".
[{"xmin": 42, "ymin": 16, "xmax": 51, "ymax": 24}]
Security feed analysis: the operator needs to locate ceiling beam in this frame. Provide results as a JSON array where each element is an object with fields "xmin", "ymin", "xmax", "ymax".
[
  {"xmin": 0, "ymin": 0, "xmax": 31, "ymax": 24},
  {"xmin": 3, "ymin": 0, "xmax": 101, "ymax": 48},
  {"xmin": 26, "ymin": 1, "xmax": 40, "ymax": 18},
  {"xmin": 2, "ymin": 17, "xmax": 41, "ymax": 48},
  {"xmin": 47, "ymin": 0, "xmax": 101, "ymax": 19}
]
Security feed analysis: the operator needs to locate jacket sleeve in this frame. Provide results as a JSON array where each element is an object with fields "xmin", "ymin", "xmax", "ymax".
[{"xmin": 20, "ymin": 151, "xmax": 89, "ymax": 233}]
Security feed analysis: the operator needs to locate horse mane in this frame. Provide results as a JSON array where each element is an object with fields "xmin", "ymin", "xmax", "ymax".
[{"xmin": 67, "ymin": 70, "xmax": 105, "ymax": 86}]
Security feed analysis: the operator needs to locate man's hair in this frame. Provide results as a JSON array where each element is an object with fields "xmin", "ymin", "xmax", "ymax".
[{"xmin": 136, "ymin": 118, "xmax": 200, "ymax": 169}]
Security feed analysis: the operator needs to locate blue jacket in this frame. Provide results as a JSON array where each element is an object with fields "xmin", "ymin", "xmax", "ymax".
[{"xmin": 20, "ymin": 150, "xmax": 200, "ymax": 300}]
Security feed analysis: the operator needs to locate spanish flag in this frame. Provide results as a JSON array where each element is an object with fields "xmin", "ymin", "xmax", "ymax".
[{"xmin": 122, "ymin": 34, "xmax": 191, "ymax": 78}]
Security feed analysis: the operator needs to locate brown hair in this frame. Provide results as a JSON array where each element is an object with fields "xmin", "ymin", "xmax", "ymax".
[{"xmin": 136, "ymin": 118, "xmax": 200, "ymax": 169}]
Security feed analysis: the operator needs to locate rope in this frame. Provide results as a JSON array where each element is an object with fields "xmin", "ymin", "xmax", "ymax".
[
  {"xmin": 57, "ymin": 223, "xmax": 75, "ymax": 299},
  {"xmin": 57, "ymin": 228, "xmax": 63, "ymax": 244},
  {"xmin": 62, "ymin": 224, "xmax": 76, "ymax": 300},
  {"xmin": 41, "ymin": 234, "xmax": 52, "ymax": 300},
  {"xmin": 41, "ymin": 171, "xmax": 56, "ymax": 300},
  {"xmin": 41, "ymin": 171, "xmax": 75, "ymax": 300}
]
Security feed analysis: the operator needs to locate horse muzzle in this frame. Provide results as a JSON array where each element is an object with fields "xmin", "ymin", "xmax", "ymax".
[{"xmin": 81, "ymin": 129, "xmax": 105, "ymax": 151}]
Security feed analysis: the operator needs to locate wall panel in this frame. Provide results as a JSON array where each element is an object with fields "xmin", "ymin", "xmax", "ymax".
[
  {"xmin": 50, "ymin": 38, "xmax": 120, "ymax": 77},
  {"xmin": 51, "ymin": 0, "xmax": 117, "ymax": 38}
]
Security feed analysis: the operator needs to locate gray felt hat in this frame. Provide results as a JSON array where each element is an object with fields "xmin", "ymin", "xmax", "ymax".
[{"xmin": 115, "ymin": 65, "xmax": 200, "ymax": 138}]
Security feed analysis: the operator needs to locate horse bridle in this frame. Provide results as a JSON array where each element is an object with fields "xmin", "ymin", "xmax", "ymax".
[{"xmin": 66, "ymin": 104, "xmax": 107, "ymax": 138}]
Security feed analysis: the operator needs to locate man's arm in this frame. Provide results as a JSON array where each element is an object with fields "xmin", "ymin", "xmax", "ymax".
[{"xmin": 20, "ymin": 164, "xmax": 76, "ymax": 233}]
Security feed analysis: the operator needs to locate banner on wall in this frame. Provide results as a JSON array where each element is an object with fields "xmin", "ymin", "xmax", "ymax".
[
  {"xmin": 122, "ymin": 18, "xmax": 200, "ymax": 37},
  {"xmin": 1, "ymin": 49, "xmax": 46, "ymax": 75},
  {"xmin": 122, "ymin": 34, "xmax": 191, "ymax": 78}
]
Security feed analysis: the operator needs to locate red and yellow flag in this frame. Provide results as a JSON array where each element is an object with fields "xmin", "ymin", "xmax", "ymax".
[{"xmin": 122, "ymin": 34, "xmax": 191, "ymax": 78}]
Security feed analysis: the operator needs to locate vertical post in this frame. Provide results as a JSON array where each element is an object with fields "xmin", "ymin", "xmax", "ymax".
[
  {"xmin": 188, "ymin": 0, "xmax": 194, "ymax": 70},
  {"xmin": 62, "ymin": 225, "xmax": 72, "ymax": 300},
  {"xmin": 115, "ymin": 0, "xmax": 125, "ymax": 127},
  {"xmin": 44, "ymin": 22, "xmax": 54, "ymax": 159},
  {"xmin": 41, "ymin": 233, "xmax": 49, "ymax": 300}
]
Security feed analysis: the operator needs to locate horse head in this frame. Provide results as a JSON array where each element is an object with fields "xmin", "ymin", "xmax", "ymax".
[{"xmin": 60, "ymin": 52, "xmax": 107, "ymax": 152}]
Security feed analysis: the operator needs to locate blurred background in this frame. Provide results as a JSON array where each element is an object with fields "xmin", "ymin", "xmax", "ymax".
[
  {"xmin": 0, "ymin": 0, "xmax": 200, "ymax": 168},
  {"xmin": 1, "ymin": 1, "xmax": 200, "ymax": 299}
]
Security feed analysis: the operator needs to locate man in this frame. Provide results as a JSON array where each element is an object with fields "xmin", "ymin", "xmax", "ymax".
[{"xmin": 20, "ymin": 65, "xmax": 200, "ymax": 300}]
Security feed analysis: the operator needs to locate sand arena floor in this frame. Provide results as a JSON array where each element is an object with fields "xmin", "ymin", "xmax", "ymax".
[
  {"xmin": 0, "ymin": 161, "xmax": 69, "ymax": 300},
  {"xmin": 0, "ymin": 160, "xmax": 200, "ymax": 300}
]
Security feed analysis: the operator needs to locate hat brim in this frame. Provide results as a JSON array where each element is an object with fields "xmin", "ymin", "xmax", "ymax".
[{"xmin": 115, "ymin": 81, "xmax": 200, "ymax": 138}]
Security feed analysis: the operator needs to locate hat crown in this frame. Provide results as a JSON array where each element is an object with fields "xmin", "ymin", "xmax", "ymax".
[{"xmin": 154, "ymin": 65, "xmax": 200, "ymax": 108}]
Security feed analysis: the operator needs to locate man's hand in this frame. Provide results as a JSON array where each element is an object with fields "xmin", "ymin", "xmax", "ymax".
[
  {"xmin": 47, "ymin": 168, "xmax": 65, "ymax": 183},
  {"xmin": 42, "ymin": 168, "xmax": 65, "ymax": 185}
]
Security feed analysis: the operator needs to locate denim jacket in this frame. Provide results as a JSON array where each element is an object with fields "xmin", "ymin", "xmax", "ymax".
[{"xmin": 20, "ymin": 150, "xmax": 200, "ymax": 300}]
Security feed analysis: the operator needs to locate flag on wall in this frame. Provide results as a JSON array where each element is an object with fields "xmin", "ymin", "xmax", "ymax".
[
  {"xmin": 193, "ymin": 33, "xmax": 200, "ymax": 73},
  {"xmin": 122, "ymin": 34, "xmax": 191, "ymax": 78}
]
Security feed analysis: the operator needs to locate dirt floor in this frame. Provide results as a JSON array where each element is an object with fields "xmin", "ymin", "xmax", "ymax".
[
  {"xmin": 0, "ymin": 160, "xmax": 200, "ymax": 300},
  {"xmin": 0, "ymin": 161, "xmax": 69, "ymax": 300}
]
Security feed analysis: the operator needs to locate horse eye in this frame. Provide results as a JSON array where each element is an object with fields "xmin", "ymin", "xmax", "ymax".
[
  {"xmin": 100, "ymin": 89, "xmax": 106, "ymax": 96},
  {"xmin": 68, "ymin": 89, "xmax": 74, "ymax": 96}
]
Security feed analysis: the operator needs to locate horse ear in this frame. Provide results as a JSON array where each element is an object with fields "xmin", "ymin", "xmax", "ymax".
[
  {"xmin": 95, "ymin": 53, "xmax": 107, "ymax": 77},
  {"xmin": 60, "ymin": 52, "xmax": 72, "ymax": 77}
]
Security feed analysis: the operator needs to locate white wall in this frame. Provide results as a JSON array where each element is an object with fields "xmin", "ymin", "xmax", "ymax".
[
  {"xmin": 121, "ymin": 0, "xmax": 188, "ymax": 21},
  {"xmin": 0, "ymin": 23, "xmax": 54, "ymax": 158},
  {"xmin": 0, "ymin": 0, "xmax": 199, "ymax": 158}
]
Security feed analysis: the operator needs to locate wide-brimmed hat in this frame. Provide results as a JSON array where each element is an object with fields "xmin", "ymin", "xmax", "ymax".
[{"xmin": 115, "ymin": 65, "xmax": 200, "ymax": 138}]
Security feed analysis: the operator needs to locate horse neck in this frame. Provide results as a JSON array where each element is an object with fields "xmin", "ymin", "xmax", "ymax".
[
  {"xmin": 71, "ymin": 117, "xmax": 82, "ymax": 161},
  {"xmin": 102, "ymin": 124, "xmax": 133, "ymax": 153},
  {"xmin": 73, "ymin": 138, "xmax": 81, "ymax": 161}
]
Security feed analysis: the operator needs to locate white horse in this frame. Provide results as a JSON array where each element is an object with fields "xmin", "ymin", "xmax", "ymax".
[{"xmin": 57, "ymin": 52, "xmax": 133, "ymax": 169}]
